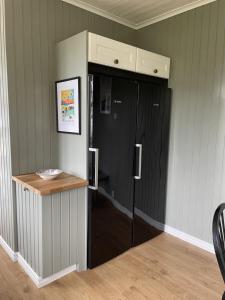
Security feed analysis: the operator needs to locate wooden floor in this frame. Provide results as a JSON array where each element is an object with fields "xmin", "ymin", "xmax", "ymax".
[{"xmin": 0, "ymin": 233, "xmax": 224, "ymax": 300}]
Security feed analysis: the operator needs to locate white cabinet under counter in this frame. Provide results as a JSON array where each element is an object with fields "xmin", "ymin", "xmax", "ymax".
[{"xmin": 12, "ymin": 173, "xmax": 88, "ymax": 288}]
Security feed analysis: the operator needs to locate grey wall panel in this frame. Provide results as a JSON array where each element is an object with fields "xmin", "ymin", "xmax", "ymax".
[
  {"xmin": 56, "ymin": 31, "xmax": 88, "ymax": 180},
  {"xmin": 52, "ymin": 192, "xmax": 61, "ymax": 274},
  {"xmin": 136, "ymin": 0, "xmax": 225, "ymax": 244},
  {"xmin": 16, "ymin": 184, "xmax": 42, "ymax": 275},
  {"xmin": 38, "ymin": 193, "xmax": 43, "ymax": 277},
  {"xmin": 69, "ymin": 189, "xmax": 78, "ymax": 266},
  {"xmin": 0, "ymin": 0, "xmax": 17, "ymax": 251},
  {"xmin": 60, "ymin": 191, "xmax": 70, "ymax": 269},
  {"xmin": 16, "ymin": 184, "xmax": 22, "ymax": 256},
  {"xmin": 30, "ymin": 192, "xmax": 35, "ymax": 271},
  {"xmin": 77, "ymin": 187, "xmax": 87, "ymax": 271},
  {"xmin": 16, "ymin": 183, "xmax": 85, "ymax": 278},
  {"xmin": 42, "ymin": 195, "xmax": 53, "ymax": 278}
]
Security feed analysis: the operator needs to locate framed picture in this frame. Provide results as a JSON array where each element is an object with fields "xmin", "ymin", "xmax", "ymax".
[{"xmin": 55, "ymin": 77, "xmax": 81, "ymax": 134}]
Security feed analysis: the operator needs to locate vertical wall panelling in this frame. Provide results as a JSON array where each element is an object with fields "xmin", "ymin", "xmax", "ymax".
[
  {"xmin": 136, "ymin": 0, "xmax": 225, "ymax": 244},
  {"xmin": 60, "ymin": 191, "xmax": 70, "ymax": 268},
  {"xmin": 23, "ymin": 0, "xmax": 35, "ymax": 172},
  {"xmin": 70, "ymin": 189, "xmax": 78, "ymax": 267},
  {"xmin": 77, "ymin": 188, "xmax": 87, "ymax": 270},
  {"xmin": 15, "ymin": 182, "xmax": 85, "ymax": 279},
  {"xmin": 0, "ymin": 0, "xmax": 17, "ymax": 252},
  {"xmin": 42, "ymin": 195, "xmax": 53, "ymax": 277},
  {"xmin": 52, "ymin": 192, "xmax": 61, "ymax": 274}
]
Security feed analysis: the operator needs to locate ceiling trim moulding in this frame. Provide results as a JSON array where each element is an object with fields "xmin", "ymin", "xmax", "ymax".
[{"xmin": 62, "ymin": 0, "xmax": 216, "ymax": 30}]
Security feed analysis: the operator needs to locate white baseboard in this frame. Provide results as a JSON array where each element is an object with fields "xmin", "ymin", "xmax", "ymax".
[
  {"xmin": 164, "ymin": 224, "xmax": 214, "ymax": 253},
  {"xmin": 0, "ymin": 236, "xmax": 18, "ymax": 262},
  {"xmin": 17, "ymin": 254, "xmax": 40, "ymax": 286},
  {"xmin": 134, "ymin": 208, "xmax": 215, "ymax": 254},
  {"xmin": 18, "ymin": 254, "xmax": 77, "ymax": 288},
  {"xmin": 39, "ymin": 264, "xmax": 77, "ymax": 288}
]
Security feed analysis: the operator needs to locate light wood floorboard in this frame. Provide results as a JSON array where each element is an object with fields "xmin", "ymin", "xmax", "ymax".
[{"xmin": 0, "ymin": 233, "xmax": 223, "ymax": 300}]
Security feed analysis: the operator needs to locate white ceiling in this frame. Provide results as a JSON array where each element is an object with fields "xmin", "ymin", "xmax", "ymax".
[{"xmin": 63, "ymin": 0, "xmax": 216, "ymax": 29}]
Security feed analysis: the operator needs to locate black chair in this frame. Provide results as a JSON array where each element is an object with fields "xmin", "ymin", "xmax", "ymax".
[{"xmin": 213, "ymin": 203, "xmax": 225, "ymax": 300}]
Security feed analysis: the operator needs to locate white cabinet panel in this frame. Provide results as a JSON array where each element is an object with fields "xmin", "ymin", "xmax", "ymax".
[
  {"xmin": 136, "ymin": 48, "xmax": 170, "ymax": 79},
  {"xmin": 88, "ymin": 32, "xmax": 136, "ymax": 72}
]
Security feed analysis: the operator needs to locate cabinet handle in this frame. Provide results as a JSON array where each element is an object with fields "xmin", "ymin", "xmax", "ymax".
[
  {"xmin": 114, "ymin": 59, "xmax": 119, "ymax": 65},
  {"xmin": 134, "ymin": 144, "xmax": 142, "ymax": 180},
  {"xmin": 24, "ymin": 187, "xmax": 29, "ymax": 192},
  {"xmin": 154, "ymin": 69, "xmax": 158, "ymax": 74},
  {"xmin": 89, "ymin": 148, "xmax": 99, "ymax": 190}
]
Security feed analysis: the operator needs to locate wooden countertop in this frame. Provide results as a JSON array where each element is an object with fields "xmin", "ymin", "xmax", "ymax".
[{"xmin": 12, "ymin": 172, "xmax": 88, "ymax": 196}]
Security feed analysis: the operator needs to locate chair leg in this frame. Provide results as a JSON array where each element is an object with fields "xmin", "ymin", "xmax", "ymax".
[{"xmin": 222, "ymin": 292, "xmax": 225, "ymax": 300}]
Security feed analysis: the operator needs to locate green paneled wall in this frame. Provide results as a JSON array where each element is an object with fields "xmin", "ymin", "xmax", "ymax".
[
  {"xmin": 0, "ymin": 0, "xmax": 17, "ymax": 251},
  {"xmin": 137, "ymin": 0, "xmax": 225, "ymax": 243}
]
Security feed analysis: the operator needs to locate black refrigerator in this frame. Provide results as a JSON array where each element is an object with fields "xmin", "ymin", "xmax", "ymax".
[{"xmin": 88, "ymin": 65, "xmax": 171, "ymax": 269}]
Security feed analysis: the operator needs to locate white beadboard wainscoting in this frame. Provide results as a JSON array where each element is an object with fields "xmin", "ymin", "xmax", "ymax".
[{"xmin": 15, "ymin": 181, "xmax": 87, "ymax": 279}]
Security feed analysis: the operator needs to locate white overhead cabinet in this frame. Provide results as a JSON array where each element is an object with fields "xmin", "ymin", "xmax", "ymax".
[
  {"xmin": 136, "ymin": 48, "xmax": 170, "ymax": 79},
  {"xmin": 88, "ymin": 33, "xmax": 137, "ymax": 72},
  {"xmin": 88, "ymin": 32, "xmax": 170, "ymax": 79}
]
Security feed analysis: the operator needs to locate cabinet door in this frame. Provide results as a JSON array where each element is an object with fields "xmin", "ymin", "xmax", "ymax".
[
  {"xmin": 133, "ymin": 82, "xmax": 171, "ymax": 246},
  {"xmin": 88, "ymin": 74, "xmax": 137, "ymax": 268},
  {"xmin": 88, "ymin": 33, "xmax": 137, "ymax": 72},
  {"xmin": 136, "ymin": 48, "xmax": 170, "ymax": 79}
]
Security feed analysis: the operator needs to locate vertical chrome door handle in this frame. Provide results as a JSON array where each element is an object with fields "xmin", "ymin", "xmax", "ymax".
[
  {"xmin": 134, "ymin": 144, "xmax": 142, "ymax": 180},
  {"xmin": 89, "ymin": 148, "xmax": 99, "ymax": 190}
]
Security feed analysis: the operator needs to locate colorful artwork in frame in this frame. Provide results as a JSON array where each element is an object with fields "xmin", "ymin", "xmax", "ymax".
[{"xmin": 55, "ymin": 77, "xmax": 81, "ymax": 134}]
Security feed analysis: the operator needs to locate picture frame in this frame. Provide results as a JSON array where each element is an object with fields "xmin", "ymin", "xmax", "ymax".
[{"xmin": 55, "ymin": 77, "xmax": 81, "ymax": 135}]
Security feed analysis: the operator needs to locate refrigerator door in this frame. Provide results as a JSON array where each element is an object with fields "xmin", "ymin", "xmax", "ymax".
[
  {"xmin": 88, "ymin": 74, "xmax": 137, "ymax": 268},
  {"xmin": 133, "ymin": 82, "xmax": 171, "ymax": 246}
]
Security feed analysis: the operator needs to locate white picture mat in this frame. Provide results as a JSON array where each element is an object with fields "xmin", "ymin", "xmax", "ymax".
[{"xmin": 56, "ymin": 78, "xmax": 80, "ymax": 133}]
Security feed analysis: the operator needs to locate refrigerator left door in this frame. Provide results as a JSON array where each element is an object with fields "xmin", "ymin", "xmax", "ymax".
[{"xmin": 88, "ymin": 74, "xmax": 137, "ymax": 268}]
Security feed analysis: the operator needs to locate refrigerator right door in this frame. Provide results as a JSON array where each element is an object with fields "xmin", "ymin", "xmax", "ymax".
[{"xmin": 133, "ymin": 81, "xmax": 171, "ymax": 246}]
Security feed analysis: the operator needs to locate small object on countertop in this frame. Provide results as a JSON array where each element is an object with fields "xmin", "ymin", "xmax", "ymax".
[{"xmin": 36, "ymin": 169, "xmax": 63, "ymax": 180}]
